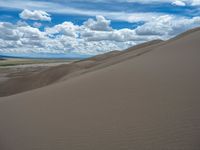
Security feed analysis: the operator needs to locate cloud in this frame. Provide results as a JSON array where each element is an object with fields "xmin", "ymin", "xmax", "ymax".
[
  {"xmin": 75, "ymin": 0, "xmax": 200, "ymax": 6},
  {"xmin": 19, "ymin": 9, "xmax": 51, "ymax": 21},
  {"xmin": 83, "ymin": 16, "xmax": 112, "ymax": 31},
  {"xmin": 0, "ymin": 13, "xmax": 200, "ymax": 56},
  {"xmin": 0, "ymin": 0, "xmax": 180, "ymax": 23},
  {"xmin": 16, "ymin": 2, "xmax": 164, "ymax": 23},
  {"xmin": 1, "ymin": 0, "xmax": 200, "ymax": 57},
  {"xmin": 135, "ymin": 15, "xmax": 200, "ymax": 39},
  {"xmin": 17, "ymin": 20, "xmax": 29, "ymax": 27},
  {"xmin": 81, "ymin": 28, "xmax": 158, "ymax": 42},
  {"xmin": 172, "ymin": 0, "xmax": 186, "ymax": 6},
  {"xmin": 0, "ymin": 22, "xmax": 21, "ymax": 41},
  {"xmin": 45, "ymin": 22, "xmax": 79, "ymax": 38},
  {"xmin": 0, "ymin": 22, "xmax": 46, "ymax": 50}
]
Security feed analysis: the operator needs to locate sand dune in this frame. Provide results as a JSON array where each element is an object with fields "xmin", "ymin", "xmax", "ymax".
[
  {"xmin": 0, "ymin": 40, "xmax": 163, "ymax": 97},
  {"xmin": 0, "ymin": 28, "xmax": 200, "ymax": 149}
]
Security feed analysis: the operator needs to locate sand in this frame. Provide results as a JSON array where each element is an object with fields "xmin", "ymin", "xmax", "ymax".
[
  {"xmin": 0, "ymin": 61, "xmax": 74, "ymax": 97},
  {"xmin": 0, "ymin": 27, "xmax": 200, "ymax": 150},
  {"xmin": 0, "ymin": 40, "xmax": 163, "ymax": 97}
]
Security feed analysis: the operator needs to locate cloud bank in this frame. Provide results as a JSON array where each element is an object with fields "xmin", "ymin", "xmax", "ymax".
[{"xmin": 0, "ymin": 9, "xmax": 200, "ymax": 56}]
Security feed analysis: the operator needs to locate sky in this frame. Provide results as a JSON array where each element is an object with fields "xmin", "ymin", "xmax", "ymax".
[{"xmin": 0, "ymin": 0, "xmax": 200, "ymax": 58}]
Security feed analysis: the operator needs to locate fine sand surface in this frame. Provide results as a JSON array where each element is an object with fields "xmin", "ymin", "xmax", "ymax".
[{"xmin": 0, "ymin": 28, "xmax": 200, "ymax": 149}]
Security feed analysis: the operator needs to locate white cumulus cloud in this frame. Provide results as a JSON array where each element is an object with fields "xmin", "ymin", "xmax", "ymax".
[
  {"xmin": 19, "ymin": 9, "xmax": 51, "ymax": 21},
  {"xmin": 172, "ymin": 0, "xmax": 186, "ymax": 6},
  {"xmin": 45, "ymin": 22, "xmax": 79, "ymax": 38},
  {"xmin": 83, "ymin": 15, "xmax": 112, "ymax": 31},
  {"xmin": 135, "ymin": 15, "xmax": 200, "ymax": 39}
]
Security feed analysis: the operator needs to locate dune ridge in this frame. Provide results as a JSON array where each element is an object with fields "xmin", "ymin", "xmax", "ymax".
[
  {"xmin": 0, "ymin": 40, "xmax": 163, "ymax": 97},
  {"xmin": 0, "ymin": 27, "xmax": 200, "ymax": 150}
]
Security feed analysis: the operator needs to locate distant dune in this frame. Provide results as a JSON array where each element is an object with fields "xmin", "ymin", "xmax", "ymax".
[{"xmin": 0, "ymin": 27, "xmax": 200, "ymax": 150}]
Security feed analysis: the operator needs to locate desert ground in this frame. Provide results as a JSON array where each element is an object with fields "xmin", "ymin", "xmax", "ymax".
[{"xmin": 0, "ymin": 27, "xmax": 200, "ymax": 150}]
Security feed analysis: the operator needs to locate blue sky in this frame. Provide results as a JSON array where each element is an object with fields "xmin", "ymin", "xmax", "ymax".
[{"xmin": 0, "ymin": 0, "xmax": 200, "ymax": 57}]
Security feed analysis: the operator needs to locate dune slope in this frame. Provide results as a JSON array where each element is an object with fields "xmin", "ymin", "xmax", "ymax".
[
  {"xmin": 0, "ymin": 40, "xmax": 163, "ymax": 97},
  {"xmin": 0, "ymin": 28, "xmax": 200, "ymax": 150}
]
